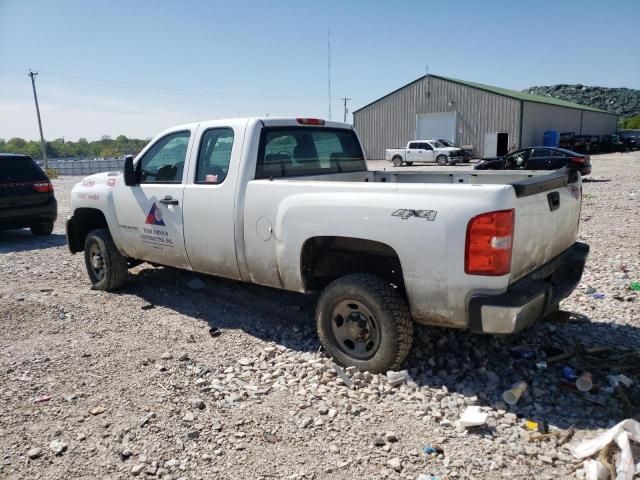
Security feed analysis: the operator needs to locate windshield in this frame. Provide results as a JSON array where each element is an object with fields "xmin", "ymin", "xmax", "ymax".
[{"xmin": 431, "ymin": 141, "xmax": 445, "ymax": 148}]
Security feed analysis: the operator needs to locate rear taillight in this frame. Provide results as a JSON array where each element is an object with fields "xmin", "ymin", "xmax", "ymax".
[
  {"xmin": 296, "ymin": 118, "xmax": 325, "ymax": 126},
  {"xmin": 465, "ymin": 209, "xmax": 514, "ymax": 276},
  {"xmin": 571, "ymin": 156, "xmax": 586, "ymax": 164},
  {"xmin": 33, "ymin": 182, "xmax": 53, "ymax": 193}
]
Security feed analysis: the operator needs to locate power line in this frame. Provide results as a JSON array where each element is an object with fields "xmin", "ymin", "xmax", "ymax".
[{"xmin": 28, "ymin": 70, "xmax": 48, "ymax": 168}]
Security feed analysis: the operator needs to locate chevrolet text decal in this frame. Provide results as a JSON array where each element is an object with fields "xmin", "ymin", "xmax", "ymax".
[{"xmin": 392, "ymin": 209, "xmax": 437, "ymax": 221}]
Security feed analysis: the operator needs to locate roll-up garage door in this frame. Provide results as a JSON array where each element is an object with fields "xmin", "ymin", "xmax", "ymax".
[{"xmin": 416, "ymin": 112, "xmax": 457, "ymax": 141}]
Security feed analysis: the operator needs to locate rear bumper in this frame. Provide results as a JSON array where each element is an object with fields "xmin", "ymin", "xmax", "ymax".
[
  {"xmin": 0, "ymin": 197, "xmax": 57, "ymax": 229},
  {"xmin": 468, "ymin": 242, "xmax": 589, "ymax": 334}
]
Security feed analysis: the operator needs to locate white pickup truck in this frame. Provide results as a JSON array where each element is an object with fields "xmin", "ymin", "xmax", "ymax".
[
  {"xmin": 66, "ymin": 117, "xmax": 588, "ymax": 372},
  {"xmin": 386, "ymin": 140, "xmax": 464, "ymax": 167}
]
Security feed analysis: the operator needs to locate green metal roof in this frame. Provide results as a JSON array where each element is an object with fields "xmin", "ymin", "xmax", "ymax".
[
  {"xmin": 430, "ymin": 75, "xmax": 612, "ymax": 114},
  {"xmin": 354, "ymin": 74, "xmax": 614, "ymax": 115}
]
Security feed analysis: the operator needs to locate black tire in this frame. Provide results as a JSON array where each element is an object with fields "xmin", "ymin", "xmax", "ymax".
[
  {"xmin": 405, "ymin": 161, "xmax": 413, "ymax": 166},
  {"xmin": 436, "ymin": 155, "xmax": 448, "ymax": 166},
  {"xmin": 392, "ymin": 156, "xmax": 403, "ymax": 167},
  {"xmin": 30, "ymin": 222, "xmax": 54, "ymax": 236},
  {"xmin": 84, "ymin": 228, "xmax": 128, "ymax": 291},
  {"xmin": 316, "ymin": 273, "xmax": 414, "ymax": 373}
]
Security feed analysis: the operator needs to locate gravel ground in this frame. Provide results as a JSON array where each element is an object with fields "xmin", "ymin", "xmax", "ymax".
[{"xmin": 1, "ymin": 151, "xmax": 639, "ymax": 480}]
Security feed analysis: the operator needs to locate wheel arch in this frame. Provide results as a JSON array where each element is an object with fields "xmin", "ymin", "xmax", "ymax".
[
  {"xmin": 67, "ymin": 208, "xmax": 109, "ymax": 253},
  {"xmin": 300, "ymin": 236, "xmax": 406, "ymax": 294}
]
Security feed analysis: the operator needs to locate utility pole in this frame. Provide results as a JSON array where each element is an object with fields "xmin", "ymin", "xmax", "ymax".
[
  {"xmin": 327, "ymin": 28, "xmax": 332, "ymax": 120},
  {"xmin": 62, "ymin": 136, "xmax": 66, "ymax": 161},
  {"xmin": 341, "ymin": 97, "xmax": 351, "ymax": 123},
  {"xmin": 28, "ymin": 70, "xmax": 48, "ymax": 168}
]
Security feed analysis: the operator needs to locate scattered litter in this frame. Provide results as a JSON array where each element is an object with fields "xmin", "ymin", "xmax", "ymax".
[
  {"xmin": 608, "ymin": 374, "xmax": 633, "ymax": 388},
  {"xmin": 535, "ymin": 361, "xmax": 548, "ymax": 371},
  {"xmin": 386, "ymin": 370, "xmax": 409, "ymax": 388},
  {"xmin": 141, "ymin": 303, "xmax": 155, "ymax": 310},
  {"xmin": 569, "ymin": 419, "xmax": 640, "ymax": 480},
  {"xmin": 502, "ymin": 381, "xmax": 527, "ymax": 405},
  {"xmin": 422, "ymin": 445, "xmax": 444, "ymax": 455},
  {"xmin": 35, "ymin": 395, "xmax": 51, "ymax": 403},
  {"xmin": 455, "ymin": 406, "xmax": 488, "ymax": 428},
  {"xmin": 591, "ymin": 292, "xmax": 606, "ymax": 299},
  {"xmin": 208, "ymin": 327, "xmax": 221, "ymax": 337},
  {"xmin": 583, "ymin": 459, "xmax": 610, "ymax": 480},
  {"xmin": 90, "ymin": 406, "xmax": 106, "ymax": 415},
  {"xmin": 585, "ymin": 286, "xmax": 597, "ymax": 294},
  {"xmin": 630, "ymin": 282, "xmax": 640, "ymax": 291},
  {"xmin": 525, "ymin": 419, "xmax": 549, "ymax": 434},
  {"xmin": 618, "ymin": 264, "xmax": 629, "ymax": 273},
  {"xmin": 562, "ymin": 366, "xmax": 579, "ymax": 382},
  {"xmin": 333, "ymin": 364, "xmax": 353, "ymax": 389},
  {"xmin": 576, "ymin": 372, "xmax": 594, "ymax": 392},
  {"xmin": 186, "ymin": 278, "xmax": 205, "ymax": 290},
  {"xmin": 509, "ymin": 346, "xmax": 536, "ymax": 359},
  {"xmin": 416, "ymin": 475, "xmax": 442, "ymax": 480}
]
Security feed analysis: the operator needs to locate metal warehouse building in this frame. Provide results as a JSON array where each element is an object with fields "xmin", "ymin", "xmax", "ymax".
[{"xmin": 353, "ymin": 74, "xmax": 618, "ymax": 159}]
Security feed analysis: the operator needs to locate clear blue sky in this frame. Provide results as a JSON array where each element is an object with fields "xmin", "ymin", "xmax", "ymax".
[{"xmin": 1, "ymin": 0, "xmax": 638, "ymax": 141}]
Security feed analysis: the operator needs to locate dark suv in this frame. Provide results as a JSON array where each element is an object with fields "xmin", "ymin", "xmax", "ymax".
[{"xmin": 0, "ymin": 154, "xmax": 57, "ymax": 235}]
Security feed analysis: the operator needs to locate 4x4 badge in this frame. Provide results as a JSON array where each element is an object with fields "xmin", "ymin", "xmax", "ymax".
[{"xmin": 392, "ymin": 209, "xmax": 437, "ymax": 221}]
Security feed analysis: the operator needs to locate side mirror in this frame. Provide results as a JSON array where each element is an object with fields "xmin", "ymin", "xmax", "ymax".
[{"xmin": 124, "ymin": 155, "xmax": 137, "ymax": 186}]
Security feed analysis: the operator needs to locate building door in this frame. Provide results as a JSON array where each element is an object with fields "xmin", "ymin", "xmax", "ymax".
[
  {"xmin": 416, "ymin": 112, "xmax": 457, "ymax": 142},
  {"xmin": 497, "ymin": 132, "xmax": 510, "ymax": 156}
]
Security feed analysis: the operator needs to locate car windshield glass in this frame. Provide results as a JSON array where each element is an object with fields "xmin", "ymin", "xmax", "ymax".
[
  {"xmin": 431, "ymin": 141, "xmax": 445, "ymax": 148},
  {"xmin": 0, "ymin": 157, "xmax": 48, "ymax": 182}
]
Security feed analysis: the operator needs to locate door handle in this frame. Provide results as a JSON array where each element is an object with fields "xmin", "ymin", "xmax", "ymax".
[
  {"xmin": 159, "ymin": 195, "xmax": 179, "ymax": 206},
  {"xmin": 547, "ymin": 192, "xmax": 560, "ymax": 211}
]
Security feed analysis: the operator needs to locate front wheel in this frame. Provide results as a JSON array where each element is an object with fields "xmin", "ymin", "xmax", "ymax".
[
  {"xmin": 392, "ymin": 156, "xmax": 403, "ymax": 167},
  {"xmin": 84, "ymin": 228, "xmax": 128, "ymax": 291},
  {"xmin": 436, "ymin": 155, "xmax": 448, "ymax": 166},
  {"xmin": 316, "ymin": 273, "xmax": 414, "ymax": 373}
]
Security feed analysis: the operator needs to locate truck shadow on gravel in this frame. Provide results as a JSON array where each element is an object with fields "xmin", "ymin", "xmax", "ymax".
[
  {"xmin": 0, "ymin": 230, "xmax": 67, "ymax": 253},
  {"xmin": 127, "ymin": 266, "xmax": 639, "ymax": 433}
]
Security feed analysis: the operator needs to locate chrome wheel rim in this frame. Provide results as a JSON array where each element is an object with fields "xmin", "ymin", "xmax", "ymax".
[
  {"xmin": 89, "ymin": 243, "xmax": 105, "ymax": 280},
  {"xmin": 330, "ymin": 299, "xmax": 380, "ymax": 360}
]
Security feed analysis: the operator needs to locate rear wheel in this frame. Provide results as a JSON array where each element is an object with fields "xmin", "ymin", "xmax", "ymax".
[
  {"xmin": 392, "ymin": 156, "xmax": 403, "ymax": 167},
  {"xmin": 84, "ymin": 228, "xmax": 128, "ymax": 291},
  {"xmin": 30, "ymin": 222, "xmax": 54, "ymax": 236},
  {"xmin": 437, "ymin": 155, "xmax": 448, "ymax": 166},
  {"xmin": 316, "ymin": 273, "xmax": 414, "ymax": 373}
]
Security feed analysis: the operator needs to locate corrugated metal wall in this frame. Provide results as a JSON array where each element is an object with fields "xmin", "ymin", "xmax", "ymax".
[
  {"xmin": 521, "ymin": 102, "xmax": 617, "ymax": 146},
  {"xmin": 353, "ymin": 76, "xmax": 521, "ymax": 159},
  {"xmin": 582, "ymin": 111, "xmax": 618, "ymax": 136},
  {"xmin": 521, "ymin": 102, "xmax": 582, "ymax": 146}
]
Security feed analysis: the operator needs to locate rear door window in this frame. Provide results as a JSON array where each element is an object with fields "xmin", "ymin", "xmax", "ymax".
[
  {"xmin": 256, "ymin": 127, "xmax": 366, "ymax": 179},
  {"xmin": 0, "ymin": 157, "xmax": 48, "ymax": 182}
]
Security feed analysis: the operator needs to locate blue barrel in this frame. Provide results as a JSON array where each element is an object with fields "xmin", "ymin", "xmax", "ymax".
[{"xmin": 543, "ymin": 130, "xmax": 560, "ymax": 147}]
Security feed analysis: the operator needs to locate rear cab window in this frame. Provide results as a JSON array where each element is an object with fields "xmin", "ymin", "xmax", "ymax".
[
  {"xmin": 0, "ymin": 156, "xmax": 48, "ymax": 182},
  {"xmin": 255, "ymin": 127, "xmax": 366, "ymax": 179}
]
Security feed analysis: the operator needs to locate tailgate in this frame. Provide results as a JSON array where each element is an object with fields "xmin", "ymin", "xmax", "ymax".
[{"xmin": 509, "ymin": 170, "xmax": 582, "ymax": 283}]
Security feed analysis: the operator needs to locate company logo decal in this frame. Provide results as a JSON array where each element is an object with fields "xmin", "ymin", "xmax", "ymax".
[
  {"xmin": 145, "ymin": 202, "xmax": 165, "ymax": 226},
  {"xmin": 391, "ymin": 209, "xmax": 437, "ymax": 221}
]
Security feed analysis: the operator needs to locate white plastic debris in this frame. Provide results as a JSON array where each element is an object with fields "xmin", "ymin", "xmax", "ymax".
[
  {"xmin": 455, "ymin": 406, "xmax": 488, "ymax": 428},
  {"xmin": 386, "ymin": 370, "xmax": 409, "ymax": 387},
  {"xmin": 607, "ymin": 374, "xmax": 634, "ymax": 388},
  {"xmin": 568, "ymin": 419, "xmax": 640, "ymax": 480},
  {"xmin": 583, "ymin": 459, "xmax": 610, "ymax": 480}
]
